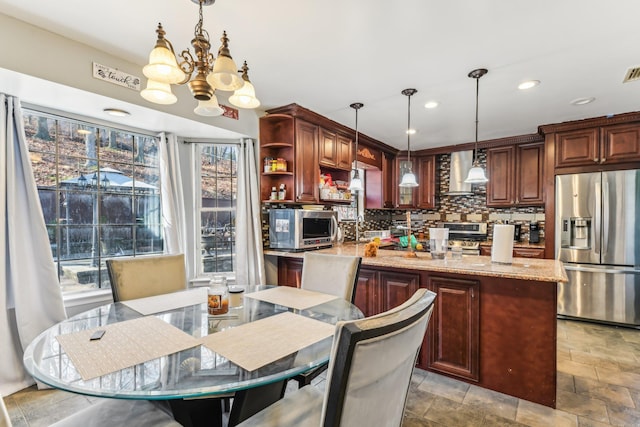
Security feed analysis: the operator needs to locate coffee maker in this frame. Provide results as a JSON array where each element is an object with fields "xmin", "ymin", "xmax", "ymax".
[{"xmin": 529, "ymin": 222, "xmax": 540, "ymax": 243}]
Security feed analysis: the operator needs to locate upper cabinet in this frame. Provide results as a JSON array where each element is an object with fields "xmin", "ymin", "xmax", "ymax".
[
  {"xmin": 395, "ymin": 155, "xmax": 436, "ymax": 209},
  {"xmin": 259, "ymin": 114, "xmax": 295, "ymax": 203},
  {"xmin": 486, "ymin": 142, "xmax": 544, "ymax": 207},
  {"xmin": 294, "ymin": 120, "xmax": 320, "ymax": 203},
  {"xmin": 319, "ymin": 128, "xmax": 352, "ymax": 170},
  {"xmin": 555, "ymin": 124, "xmax": 640, "ymax": 169}
]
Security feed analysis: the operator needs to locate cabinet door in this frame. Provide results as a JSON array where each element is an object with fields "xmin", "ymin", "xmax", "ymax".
[
  {"xmin": 380, "ymin": 271, "xmax": 420, "ymax": 311},
  {"xmin": 353, "ymin": 268, "xmax": 383, "ymax": 317},
  {"xmin": 427, "ymin": 276, "xmax": 480, "ymax": 381},
  {"xmin": 336, "ymin": 134, "xmax": 353, "ymax": 170},
  {"xmin": 417, "ymin": 155, "xmax": 436, "ymax": 209},
  {"xmin": 516, "ymin": 142, "xmax": 544, "ymax": 205},
  {"xmin": 277, "ymin": 258, "xmax": 303, "ymax": 287},
  {"xmin": 382, "ymin": 152, "xmax": 396, "ymax": 208},
  {"xmin": 397, "ymin": 157, "xmax": 417, "ymax": 207},
  {"xmin": 318, "ymin": 128, "xmax": 336, "ymax": 167},
  {"xmin": 600, "ymin": 123, "xmax": 640, "ymax": 164},
  {"xmin": 555, "ymin": 128, "xmax": 599, "ymax": 168},
  {"xmin": 486, "ymin": 146, "xmax": 515, "ymax": 207},
  {"xmin": 295, "ymin": 120, "xmax": 319, "ymax": 202},
  {"xmin": 513, "ymin": 247, "xmax": 545, "ymax": 259}
]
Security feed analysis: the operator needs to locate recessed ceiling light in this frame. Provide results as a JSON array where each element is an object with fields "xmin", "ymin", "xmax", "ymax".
[
  {"xmin": 424, "ymin": 101, "xmax": 439, "ymax": 109},
  {"xmin": 518, "ymin": 80, "xmax": 540, "ymax": 90},
  {"xmin": 406, "ymin": 129, "xmax": 416, "ymax": 135},
  {"xmin": 570, "ymin": 97, "xmax": 595, "ymax": 106},
  {"xmin": 103, "ymin": 108, "xmax": 131, "ymax": 117}
]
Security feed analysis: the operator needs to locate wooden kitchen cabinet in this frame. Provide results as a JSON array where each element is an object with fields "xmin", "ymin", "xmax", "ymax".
[
  {"xmin": 277, "ymin": 257, "xmax": 303, "ymax": 287},
  {"xmin": 294, "ymin": 120, "xmax": 319, "ymax": 203},
  {"xmin": 486, "ymin": 142, "xmax": 544, "ymax": 207},
  {"xmin": 353, "ymin": 267, "xmax": 383, "ymax": 317},
  {"xmin": 480, "ymin": 245, "xmax": 545, "ymax": 259},
  {"xmin": 426, "ymin": 275, "xmax": 480, "ymax": 381},
  {"xmin": 364, "ymin": 151, "xmax": 396, "ymax": 209},
  {"xmin": 555, "ymin": 123, "xmax": 640, "ymax": 168},
  {"xmin": 259, "ymin": 114, "xmax": 295, "ymax": 202},
  {"xmin": 319, "ymin": 129, "xmax": 352, "ymax": 171},
  {"xmin": 397, "ymin": 157, "xmax": 417, "ymax": 208},
  {"xmin": 380, "ymin": 270, "xmax": 420, "ymax": 311},
  {"xmin": 417, "ymin": 155, "xmax": 436, "ymax": 209}
]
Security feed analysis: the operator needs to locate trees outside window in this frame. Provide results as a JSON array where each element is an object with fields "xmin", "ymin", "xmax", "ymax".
[
  {"xmin": 24, "ymin": 111, "xmax": 162, "ymax": 293},
  {"xmin": 199, "ymin": 144, "xmax": 237, "ymax": 275}
]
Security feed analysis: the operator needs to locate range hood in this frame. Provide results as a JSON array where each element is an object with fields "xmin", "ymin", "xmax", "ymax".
[{"xmin": 443, "ymin": 150, "xmax": 473, "ymax": 196}]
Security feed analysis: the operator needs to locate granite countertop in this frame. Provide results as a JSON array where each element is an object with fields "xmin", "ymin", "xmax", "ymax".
[{"xmin": 264, "ymin": 244, "xmax": 568, "ymax": 283}]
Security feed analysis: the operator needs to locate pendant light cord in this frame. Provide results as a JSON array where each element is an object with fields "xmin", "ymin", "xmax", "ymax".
[{"xmin": 474, "ymin": 76, "xmax": 479, "ymax": 165}]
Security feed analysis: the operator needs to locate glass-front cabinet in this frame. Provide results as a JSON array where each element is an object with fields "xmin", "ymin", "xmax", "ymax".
[{"xmin": 397, "ymin": 157, "xmax": 417, "ymax": 207}]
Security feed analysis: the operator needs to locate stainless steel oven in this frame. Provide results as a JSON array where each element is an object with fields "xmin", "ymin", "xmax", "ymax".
[{"xmin": 439, "ymin": 222, "xmax": 488, "ymax": 255}]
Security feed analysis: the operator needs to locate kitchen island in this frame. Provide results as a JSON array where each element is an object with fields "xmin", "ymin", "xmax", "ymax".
[{"xmin": 264, "ymin": 245, "xmax": 568, "ymax": 408}]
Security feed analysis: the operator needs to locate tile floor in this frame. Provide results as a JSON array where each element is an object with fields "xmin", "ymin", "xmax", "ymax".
[{"xmin": 5, "ymin": 319, "xmax": 640, "ymax": 427}]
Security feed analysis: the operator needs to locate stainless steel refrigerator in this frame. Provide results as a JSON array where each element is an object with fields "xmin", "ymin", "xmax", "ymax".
[{"xmin": 556, "ymin": 170, "xmax": 640, "ymax": 327}]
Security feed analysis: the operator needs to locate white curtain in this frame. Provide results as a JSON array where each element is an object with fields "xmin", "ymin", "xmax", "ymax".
[
  {"xmin": 0, "ymin": 94, "xmax": 67, "ymax": 396},
  {"xmin": 158, "ymin": 132, "xmax": 187, "ymax": 255},
  {"xmin": 235, "ymin": 138, "xmax": 265, "ymax": 285}
]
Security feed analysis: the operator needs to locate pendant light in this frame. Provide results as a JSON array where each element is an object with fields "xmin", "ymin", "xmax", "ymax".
[
  {"xmin": 464, "ymin": 68, "xmax": 489, "ymax": 184},
  {"xmin": 399, "ymin": 88, "xmax": 418, "ymax": 187},
  {"xmin": 349, "ymin": 102, "xmax": 364, "ymax": 192}
]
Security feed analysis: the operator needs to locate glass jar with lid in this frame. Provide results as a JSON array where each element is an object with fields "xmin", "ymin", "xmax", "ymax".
[{"xmin": 207, "ymin": 275, "xmax": 229, "ymax": 315}]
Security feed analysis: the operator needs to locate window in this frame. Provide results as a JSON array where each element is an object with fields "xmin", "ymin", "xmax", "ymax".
[
  {"xmin": 199, "ymin": 144, "xmax": 237, "ymax": 275},
  {"xmin": 24, "ymin": 110, "xmax": 162, "ymax": 293}
]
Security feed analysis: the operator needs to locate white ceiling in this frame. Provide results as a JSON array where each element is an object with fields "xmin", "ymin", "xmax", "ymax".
[{"xmin": 2, "ymin": 0, "xmax": 640, "ymax": 150}]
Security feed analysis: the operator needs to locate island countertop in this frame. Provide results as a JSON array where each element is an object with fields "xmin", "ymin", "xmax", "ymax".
[{"xmin": 264, "ymin": 244, "xmax": 568, "ymax": 283}]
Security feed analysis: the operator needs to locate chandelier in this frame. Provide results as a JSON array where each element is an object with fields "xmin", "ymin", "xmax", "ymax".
[{"xmin": 141, "ymin": 0, "xmax": 260, "ymax": 116}]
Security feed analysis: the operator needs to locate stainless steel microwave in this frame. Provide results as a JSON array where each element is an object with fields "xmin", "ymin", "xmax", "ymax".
[{"xmin": 269, "ymin": 209, "xmax": 337, "ymax": 251}]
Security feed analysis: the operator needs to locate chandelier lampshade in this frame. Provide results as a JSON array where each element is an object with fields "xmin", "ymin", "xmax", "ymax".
[
  {"xmin": 142, "ymin": 0, "xmax": 258, "ymax": 113},
  {"xmin": 194, "ymin": 94, "xmax": 224, "ymax": 116}
]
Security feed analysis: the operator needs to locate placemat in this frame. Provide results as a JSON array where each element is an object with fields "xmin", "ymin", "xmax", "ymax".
[
  {"xmin": 56, "ymin": 316, "xmax": 200, "ymax": 380},
  {"xmin": 199, "ymin": 312, "xmax": 335, "ymax": 371},
  {"xmin": 121, "ymin": 287, "xmax": 207, "ymax": 315},
  {"xmin": 244, "ymin": 286, "xmax": 338, "ymax": 310}
]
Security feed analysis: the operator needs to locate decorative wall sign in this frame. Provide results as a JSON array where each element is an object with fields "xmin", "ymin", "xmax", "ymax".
[
  {"xmin": 92, "ymin": 62, "xmax": 141, "ymax": 91},
  {"xmin": 221, "ymin": 104, "xmax": 239, "ymax": 120}
]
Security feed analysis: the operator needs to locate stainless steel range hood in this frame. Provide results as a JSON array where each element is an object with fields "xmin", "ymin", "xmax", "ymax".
[{"xmin": 443, "ymin": 151, "xmax": 473, "ymax": 196}]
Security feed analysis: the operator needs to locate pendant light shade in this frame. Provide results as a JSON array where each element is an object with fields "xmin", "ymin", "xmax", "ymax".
[
  {"xmin": 140, "ymin": 79, "xmax": 178, "ymax": 105},
  {"xmin": 229, "ymin": 61, "xmax": 261, "ymax": 109},
  {"xmin": 349, "ymin": 102, "xmax": 364, "ymax": 192},
  {"xmin": 194, "ymin": 93, "xmax": 224, "ymax": 116},
  {"xmin": 399, "ymin": 88, "xmax": 418, "ymax": 188},
  {"xmin": 464, "ymin": 68, "xmax": 489, "ymax": 184}
]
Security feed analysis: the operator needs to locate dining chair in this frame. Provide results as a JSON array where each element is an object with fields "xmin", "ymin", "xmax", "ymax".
[
  {"xmin": 293, "ymin": 252, "xmax": 362, "ymax": 388},
  {"xmin": 106, "ymin": 253, "xmax": 187, "ymax": 302},
  {"xmin": 1, "ymin": 395, "xmax": 181, "ymax": 427},
  {"xmin": 235, "ymin": 288, "xmax": 436, "ymax": 427}
]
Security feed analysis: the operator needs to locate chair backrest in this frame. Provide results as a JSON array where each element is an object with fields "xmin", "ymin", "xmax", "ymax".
[
  {"xmin": 300, "ymin": 252, "xmax": 362, "ymax": 303},
  {"xmin": 106, "ymin": 254, "xmax": 187, "ymax": 302},
  {"xmin": 321, "ymin": 288, "xmax": 436, "ymax": 427}
]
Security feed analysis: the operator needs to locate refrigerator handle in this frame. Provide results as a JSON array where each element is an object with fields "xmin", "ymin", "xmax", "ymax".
[
  {"xmin": 602, "ymin": 176, "xmax": 609, "ymax": 256},
  {"xmin": 594, "ymin": 180, "xmax": 601, "ymax": 255}
]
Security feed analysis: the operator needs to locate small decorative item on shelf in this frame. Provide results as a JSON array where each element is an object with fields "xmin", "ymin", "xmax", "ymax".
[
  {"xmin": 263, "ymin": 157, "xmax": 272, "ymax": 173},
  {"xmin": 271, "ymin": 158, "xmax": 277, "ymax": 171},
  {"xmin": 276, "ymin": 158, "xmax": 287, "ymax": 171},
  {"xmin": 278, "ymin": 183, "xmax": 286, "ymax": 200},
  {"xmin": 270, "ymin": 186, "xmax": 277, "ymax": 200}
]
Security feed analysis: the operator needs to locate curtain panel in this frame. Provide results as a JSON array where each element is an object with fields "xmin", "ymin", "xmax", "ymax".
[{"xmin": 0, "ymin": 94, "xmax": 66, "ymax": 395}]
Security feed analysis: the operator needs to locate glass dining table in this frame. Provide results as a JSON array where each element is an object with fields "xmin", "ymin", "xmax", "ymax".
[{"xmin": 23, "ymin": 285, "xmax": 363, "ymax": 426}]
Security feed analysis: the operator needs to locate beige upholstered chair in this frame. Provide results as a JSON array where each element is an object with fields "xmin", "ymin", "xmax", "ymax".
[
  {"xmin": 293, "ymin": 252, "xmax": 362, "ymax": 388},
  {"xmin": 1, "ymin": 394, "xmax": 180, "ymax": 427},
  {"xmin": 236, "ymin": 288, "xmax": 436, "ymax": 427},
  {"xmin": 300, "ymin": 252, "xmax": 362, "ymax": 303},
  {"xmin": 106, "ymin": 254, "xmax": 187, "ymax": 302}
]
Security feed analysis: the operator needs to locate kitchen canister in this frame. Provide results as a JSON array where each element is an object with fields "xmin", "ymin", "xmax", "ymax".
[{"xmin": 492, "ymin": 224, "xmax": 515, "ymax": 264}]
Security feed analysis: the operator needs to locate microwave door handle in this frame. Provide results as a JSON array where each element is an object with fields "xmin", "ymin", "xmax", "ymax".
[
  {"xmin": 331, "ymin": 215, "xmax": 338, "ymax": 241},
  {"xmin": 602, "ymin": 176, "xmax": 609, "ymax": 256},
  {"xmin": 594, "ymin": 180, "xmax": 601, "ymax": 255}
]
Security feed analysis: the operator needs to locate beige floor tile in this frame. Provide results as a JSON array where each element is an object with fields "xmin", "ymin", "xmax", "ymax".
[
  {"xmin": 569, "ymin": 350, "xmax": 621, "ymax": 370},
  {"xmin": 423, "ymin": 395, "xmax": 485, "ymax": 427},
  {"xmin": 558, "ymin": 358, "xmax": 599, "ymax": 381},
  {"xmin": 402, "ymin": 413, "xmax": 446, "ymax": 427},
  {"xmin": 595, "ymin": 366, "xmax": 640, "ymax": 392},
  {"xmin": 606, "ymin": 401, "xmax": 640, "ymax": 426},
  {"xmin": 482, "ymin": 413, "xmax": 529, "ymax": 426},
  {"xmin": 405, "ymin": 387, "xmax": 436, "ymax": 418},
  {"xmin": 556, "ymin": 390, "xmax": 609, "ymax": 424},
  {"xmin": 417, "ymin": 372, "xmax": 470, "ymax": 403},
  {"xmin": 557, "ymin": 371, "xmax": 576, "ymax": 393},
  {"xmin": 575, "ymin": 417, "xmax": 612, "ymax": 427},
  {"xmin": 574, "ymin": 376, "xmax": 635, "ymax": 408},
  {"xmin": 516, "ymin": 399, "xmax": 578, "ymax": 427},
  {"xmin": 463, "ymin": 384, "xmax": 518, "ymax": 421}
]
